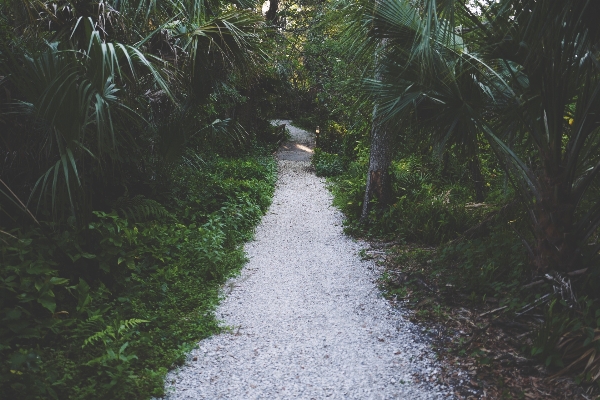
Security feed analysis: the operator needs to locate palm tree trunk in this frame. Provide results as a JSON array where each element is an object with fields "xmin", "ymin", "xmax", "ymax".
[
  {"xmin": 533, "ymin": 180, "xmax": 577, "ymax": 273},
  {"xmin": 361, "ymin": 25, "xmax": 393, "ymax": 223},
  {"xmin": 361, "ymin": 107, "xmax": 393, "ymax": 222},
  {"xmin": 468, "ymin": 156, "xmax": 485, "ymax": 202}
]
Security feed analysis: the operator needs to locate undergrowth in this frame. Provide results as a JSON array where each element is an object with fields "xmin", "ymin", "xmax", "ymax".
[
  {"xmin": 0, "ymin": 150, "xmax": 277, "ymax": 399},
  {"xmin": 317, "ymin": 128, "xmax": 600, "ymax": 396},
  {"xmin": 327, "ymin": 154, "xmax": 485, "ymax": 243}
]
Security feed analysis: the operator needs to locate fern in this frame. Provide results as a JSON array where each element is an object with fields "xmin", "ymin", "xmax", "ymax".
[
  {"xmin": 86, "ymin": 342, "xmax": 138, "ymax": 366},
  {"xmin": 77, "ymin": 314, "xmax": 105, "ymax": 337},
  {"xmin": 83, "ymin": 318, "xmax": 149, "ymax": 348},
  {"xmin": 113, "ymin": 195, "xmax": 172, "ymax": 222}
]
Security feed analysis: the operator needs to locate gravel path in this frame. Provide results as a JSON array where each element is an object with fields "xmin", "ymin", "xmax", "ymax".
[{"xmin": 163, "ymin": 121, "xmax": 452, "ymax": 399}]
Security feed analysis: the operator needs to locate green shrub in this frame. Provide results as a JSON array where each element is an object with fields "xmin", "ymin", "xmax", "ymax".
[
  {"xmin": 435, "ymin": 226, "xmax": 528, "ymax": 298},
  {"xmin": 0, "ymin": 152, "xmax": 277, "ymax": 399},
  {"xmin": 330, "ymin": 161, "xmax": 367, "ymax": 222},
  {"xmin": 329, "ymin": 155, "xmax": 480, "ymax": 243},
  {"xmin": 312, "ymin": 148, "xmax": 345, "ymax": 177}
]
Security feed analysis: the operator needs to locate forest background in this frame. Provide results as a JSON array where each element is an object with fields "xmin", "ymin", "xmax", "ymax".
[{"xmin": 2, "ymin": 0, "xmax": 600, "ymax": 398}]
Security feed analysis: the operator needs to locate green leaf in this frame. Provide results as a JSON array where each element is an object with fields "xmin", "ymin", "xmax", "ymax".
[
  {"xmin": 37, "ymin": 294, "xmax": 56, "ymax": 313},
  {"xmin": 49, "ymin": 277, "xmax": 69, "ymax": 285}
]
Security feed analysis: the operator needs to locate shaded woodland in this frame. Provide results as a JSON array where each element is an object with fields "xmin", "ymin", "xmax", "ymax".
[{"xmin": 2, "ymin": 0, "xmax": 600, "ymax": 398}]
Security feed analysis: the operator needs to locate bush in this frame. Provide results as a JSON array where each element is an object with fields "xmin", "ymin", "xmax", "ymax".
[
  {"xmin": 329, "ymin": 154, "xmax": 481, "ymax": 243},
  {"xmin": 0, "ymin": 152, "xmax": 277, "ymax": 399},
  {"xmin": 312, "ymin": 149, "xmax": 345, "ymax": 177}
]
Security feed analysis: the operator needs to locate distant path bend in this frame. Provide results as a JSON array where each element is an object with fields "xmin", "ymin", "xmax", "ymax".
[{"xmin": 164, "ymin": 121, "xmax": 451, "ymax": 399}]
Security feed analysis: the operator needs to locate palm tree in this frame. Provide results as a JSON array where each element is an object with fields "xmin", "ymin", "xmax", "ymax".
[
  {"xmin": 1, "ymin": 0, "xmax": 270, "ymax": 224},
  {"xmin": 487, "ymin": 1, "xmax": 600, "ymax": 274},
  {"xmin": 364, "ymin": 0, "xmax": 600, "ymax": 274},
  {"xmin": 1, "ymin": 19, "xmax": 171, "ymax": 220}
]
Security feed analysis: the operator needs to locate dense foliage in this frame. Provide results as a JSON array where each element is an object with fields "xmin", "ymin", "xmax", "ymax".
[
  {"xmin": 0, "ymin": 0, "xmax": 281, "ymax": 397},
  {"xmin": 1, "ymin": 153, "xmax": 276, "ymax": 398},
  {"xmin": 4, "ymin": 0, "xmax": 600, "ymax": 395},
  {"xmin": 298, "ymin": 0, "xmax": 600, "ymax": 390}
]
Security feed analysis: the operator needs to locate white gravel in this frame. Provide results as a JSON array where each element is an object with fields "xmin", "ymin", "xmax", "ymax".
[{"xmin": 162, "ymin": 121, "xmax": 452, "ymax": 399}]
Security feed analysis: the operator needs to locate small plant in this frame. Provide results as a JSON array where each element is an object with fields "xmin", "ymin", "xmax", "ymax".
[
  {"xmin": 312, "ymin": 149, "xmax": 344, "ymax": 177},
  {"xmin": 389, "ymin": 286, "xmax": 408, "ymax": 298},
  {"xmin": 83, "ymin": 318, "xmax": 149, "ymax": 350},
  {"xmin": 358, "ymin": 249, "xmax": 373, "ymax": 260},
  {"xmin": 551, "ymin": 327, "xmax": 600, "ymax": 383}
]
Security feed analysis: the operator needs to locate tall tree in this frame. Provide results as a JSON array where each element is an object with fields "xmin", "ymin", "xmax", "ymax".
[{"xmin": 360, "ymin": 1, "xmax": 394, "ymax": 222}]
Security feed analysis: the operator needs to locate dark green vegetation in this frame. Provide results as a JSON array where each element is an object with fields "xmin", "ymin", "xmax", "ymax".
[
  {"xmin": 297, "ymin": 0, "xmax": 600, "ymax": 395},
  {"xmin": 2, "ymin": 153, "xmax": 276, "ymax": 399},
  {"xmin": 0, "ymin": 0, "xmax": 281, "ymax": 397},
  {"xmin": 3, "ymin": 0, "xmax": 600, "ymax": 397}
]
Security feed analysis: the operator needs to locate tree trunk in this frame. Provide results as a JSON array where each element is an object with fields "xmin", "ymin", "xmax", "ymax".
[
  {"xmin": 266, "ymin": 0, "xmax": 278, "ymax": 22},
  {"xmin": 361, "ymin": 108, "xmax": 393, "ymax": 222},
  {"xmin": 361, "ymin": 26, "xmax": 393, "ymax": 223},
  {"xmin": 533, "ymin": 180, "xmax": 577, "ymax": 273}
]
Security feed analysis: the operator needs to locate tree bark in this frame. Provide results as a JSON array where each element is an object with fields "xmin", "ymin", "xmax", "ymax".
[
  {"xmin": 361, "ymin": 107, "xmax": 394, "ymax": 222},
  {"xmin": 361, "ymin": 26, "xmax": 394, "ymax": 223},
  {"xmin": 533, "ymin": 175, "xmax": 577, "ymax": 273},
  {"xmin": 266, "ymin": 0, "xmax": 278, "ymax": 22}
]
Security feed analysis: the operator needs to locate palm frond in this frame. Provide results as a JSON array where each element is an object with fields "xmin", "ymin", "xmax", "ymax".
[
  {"xmin": 114, "ymin": 195, "xmax": 172, "ymax": 222},
  {"xmin": 2, "ymin": 22, "xmax": 175, "ymax": 220},
  {"xmin": 170, "ymin": 10, "xmax": 269, "ymax": 100}
]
